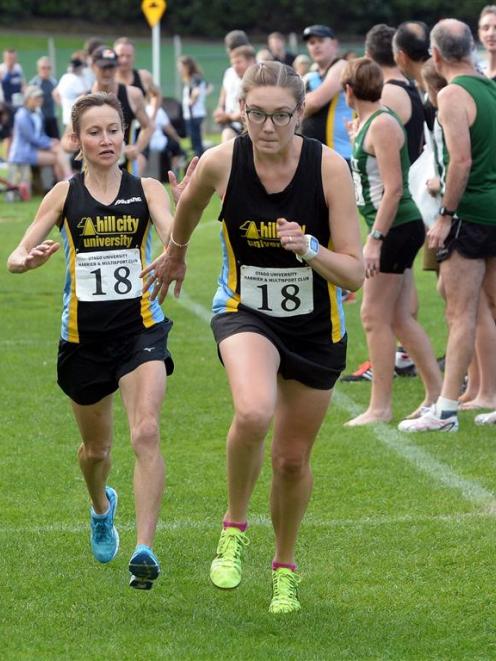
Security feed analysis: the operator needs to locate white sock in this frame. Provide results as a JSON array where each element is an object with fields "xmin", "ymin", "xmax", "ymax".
[{"xmin": 435, "ymin": 396, "xmax": 458, "ymax": 417}]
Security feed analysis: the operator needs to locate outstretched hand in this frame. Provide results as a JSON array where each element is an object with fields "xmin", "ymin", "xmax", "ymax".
[
  {"xmin": 24, "ymin": 240, "xmax": 60, "ymax": 271},
  {"xmin": 168, "ymin": 157, "xmax": 199, "ymax": 205},
  {"xmin": 140, "ymin": 248, "xmax": 187, "ymax": 304}
]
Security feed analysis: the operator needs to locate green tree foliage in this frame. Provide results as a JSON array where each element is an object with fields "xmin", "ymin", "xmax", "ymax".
[{"xmin": 0, "ymin": 0, "xmax": 484, "ymax": 35}]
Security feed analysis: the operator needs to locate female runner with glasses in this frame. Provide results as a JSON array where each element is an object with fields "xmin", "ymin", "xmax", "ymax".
[{"xmin": 144, "ymin": 61, "xmax": 364, "ymax": 613}]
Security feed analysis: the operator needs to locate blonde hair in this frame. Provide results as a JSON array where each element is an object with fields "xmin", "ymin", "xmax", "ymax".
[{"xmin": 239, "ymin": 61, "xmax": 305, "ymax": 107}]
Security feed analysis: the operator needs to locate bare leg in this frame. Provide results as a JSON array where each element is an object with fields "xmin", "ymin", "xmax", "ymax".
[
  {"xmin": 393, "ymin": 269, "xmax": 442, "ymax": 416},
  {"xmin": 219, "ymin": 332, "xmax": 280, "ymax": 523},
  {"xmin": 439, "ymin": 253, "xmax": 485, "ymax": 401},
  {"xmin": 345, "ymin": 272, "xmax": 403, "ymax": 425},
  {"xmin": 119, "ymin": 361, "xmax": 167, "ymax": 547},
  {"xmin": 72, "ymin": 395, "xmax": 114, "ymax": 514},
  {"xmin": 459, "ymin": 291, "xmax": 496, "ymax": 409},
  {"xmin": 271, "ymin": 379, "xmax": 331, "ymax": 564}
]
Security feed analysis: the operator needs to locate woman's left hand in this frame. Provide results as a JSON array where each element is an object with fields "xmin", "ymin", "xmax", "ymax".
[
  {"xmin": 168, "ymin": 156, "xmax": 199, "ymax": 205},
  {"xmin": 276, "ymin": 218, "xmax": 306, "ymax": 257},
  {"xmin": 363, "ymin": 237, "xmax": 381, "ymax": 278}
]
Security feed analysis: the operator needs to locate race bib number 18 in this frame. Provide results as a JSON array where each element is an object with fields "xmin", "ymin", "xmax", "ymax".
[
  {"xmin": 75, "ymin": 249, "xmax": 142, "ymax": 302},
  {"xmin": 240, "ymin": 265, "xmax": 314, "ymax": 317}
]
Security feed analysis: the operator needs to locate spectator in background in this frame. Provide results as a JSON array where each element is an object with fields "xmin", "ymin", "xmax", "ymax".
[
  {"xmin": 178, "ymin": 55, "xmax": 208, "ymax": 158},
  {"xmin": 53, "ymin": 52, "xmax": 89, "ymax": 129},
  {"xmin": 214, "ymin": 45, "xmax": 256, "ymax": 142},
  {"xmin": 8, "ymin": 85, "xmax": 71, "ymax": 183},
  {"xmin": 293, "ymin": 54, "xmax": 311, "ymax": 79},
  {"xmin": 399, "ymin": 20, "xmax": 496, "ymax": 432},
  {"xmin": 81, "ymin": 38, "xmax": 104, "ymax": 90},
  {"xmin": 0, "ymin": 48, "xmax": 25, "ymax": 110},
  {"xmin": 301, "ymin": 25, "xmax": 352, "ymax": 163},
  {"xmin": 114, "ymin": 37, "xmax": 162, "ymax": 120},
  {"xmin": 256, "ymin": 49, "xmax": 275, "ymax": 63},
  {"xmin": 268, "ymin": 32, "xmax": 296, "ymax": 67},
  {"xmin": 29, "ymin": 57, "xmax": 59, "ymax": 139},
  {"xmin": 479, "ymin": 5, "xmax": 496, "ymax": 79}
]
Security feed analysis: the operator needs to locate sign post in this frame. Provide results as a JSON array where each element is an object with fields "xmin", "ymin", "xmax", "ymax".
[{"xmin": 141, "ymin": 0, "xmax": 167, "ymax": 87}]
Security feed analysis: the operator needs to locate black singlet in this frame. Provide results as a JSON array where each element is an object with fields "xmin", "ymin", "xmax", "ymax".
[
  {"xmin": 131, "ymin": 69, "xmax": 146, "ymax": 97},
  {"xmin": 215, "ymin": 133, "xmax": 346, "ymax": 344},
  {"xmin": 58, "ymin": 170, "xmax": 164, "ymax": 343},
  {"xmin": 117, "ymin": 83, "xmax": 135, "ymax": 145},
  {"xmin": 386, "ymin": 79, "xmax": 425, "ymax": 163}
]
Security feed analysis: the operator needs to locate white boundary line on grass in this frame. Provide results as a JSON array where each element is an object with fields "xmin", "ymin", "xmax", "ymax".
[
  {"xmin": 174, "ymin": 291, "xmax": 496, "ymax": 511},
  {"xmin": 0, "ymin": 510, "xmax": 493, "ymax": 535}
]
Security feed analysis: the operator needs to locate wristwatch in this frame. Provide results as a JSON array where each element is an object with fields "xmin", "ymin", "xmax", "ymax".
[
  {"xmin": 301, "ymin": 234, "xmax": 320, "ymax": 262},
  {"xmin": 369, "ymin": 229, "xmax": 385, "ymax": 241},
  {"xmin": 439, "ymin": 206, "xmax": 457, "ymax": 217}
]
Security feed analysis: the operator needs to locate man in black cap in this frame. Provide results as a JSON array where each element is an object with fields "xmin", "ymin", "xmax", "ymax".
[
  {"xmin": 301, "ymin": 25, "xmax": 352, "ymax": 162},
  {"xmin": 91, "ymin": 47, "xmax": 151, "ymax": 174}
]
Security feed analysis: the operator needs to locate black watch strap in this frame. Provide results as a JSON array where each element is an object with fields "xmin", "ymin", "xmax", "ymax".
[{"xmin": 439, "ymin": 206, "xmax": 456, "ymax": 217}]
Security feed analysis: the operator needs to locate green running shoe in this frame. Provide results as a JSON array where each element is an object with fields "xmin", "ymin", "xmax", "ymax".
[
  {"xmin": 269, "ymin": 568, "xmax": 301, "ymax": 614},
  {"xmin": 210, "ymin": 527, "xmax": 249, "ymax": 589}
]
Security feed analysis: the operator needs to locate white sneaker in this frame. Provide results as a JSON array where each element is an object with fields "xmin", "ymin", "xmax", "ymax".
[
  {"xmin": 475, "ymin": 410, "xmax": 496, "ymax": 426},
  {"xmin": 398, "ymin": 409, "xmax": 459, "ymax": 432}
]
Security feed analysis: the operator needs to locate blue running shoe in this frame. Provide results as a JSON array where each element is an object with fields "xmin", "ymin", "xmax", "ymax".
[
  {"xmin": 90, "ymin": 487, "xmax": 119, "ymax": 564},
  {"xmin": 129, "ymin": 544, "xmax": 160, "ymax": 590}
]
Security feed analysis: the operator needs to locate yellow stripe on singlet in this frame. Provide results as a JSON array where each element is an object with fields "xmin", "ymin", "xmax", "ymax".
[
  {"xmin": 63, "ymin": 218, "xmax": 79, "ymax": 343},
  {"xmin": 325, "ymin": 94, "xmax": 339, "ymax": 149},
  {"xmin": 222, "ymin": 221, "xmax": 240, "ymax": 312},
  {"xmin": 140, "ymin": 224, "xmax": 155, "ymax": 328},
  {"xmin": 327, "ymin": 238, "xmax": 343, "ymax": 343}
]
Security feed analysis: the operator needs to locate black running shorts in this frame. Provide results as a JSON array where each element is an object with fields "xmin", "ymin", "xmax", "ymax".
[
  {"xmin": 211, "ymin": 310, "xmax": 347, "ymax": 390},
  {"xmin": 437, "ymin": 218, "xmax": 496, "ymax": 263},
  {"xmin": 57, "ymin": 320, "xmax": 174, "ymax": 405},
  {"xmin": 380, "ymin": 219, "xmax": 425, "ymax": 274}
]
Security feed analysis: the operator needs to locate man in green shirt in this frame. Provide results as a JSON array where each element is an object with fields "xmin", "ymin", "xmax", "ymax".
[{"xmin": 399, "ymin": 19, "xmax": 496, "ymax": 432}]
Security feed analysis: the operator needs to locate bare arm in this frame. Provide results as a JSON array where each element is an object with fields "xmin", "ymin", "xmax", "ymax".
[
  {"xmin": 428, "ymin": 85, "xmax": 473, "ymax": 248},
  {"xmin": 7, "ymin": 182, "xmax": 69, "ymax": 273},
  {"xmin": 142, "ymin": 177, "xmax": 174, "ymax": 247},
  {"xmin": 139, "ymin": 68, "xmax": 162, "ymax": 120},
  {"xmin": 127, "ymin": 87, "xmax": 153, "ymax": 158},
  {"xmin": 304, "ymin": 59, "xmax": 346, "ymax": 117},
  {"xmin": 362, "ymin": 114, "xmax": 405, "ymax": 277},
  {"xmin": 278, "ymin": 147, "xmax": 364, "ymax": 291},
  {"xmin": 142, "ymin": 143, "xmax": 232, "ymax": 301}
]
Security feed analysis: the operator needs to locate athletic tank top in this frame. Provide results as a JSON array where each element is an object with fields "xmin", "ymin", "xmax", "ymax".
[
  {"xmin": 215, "ymin": 134, "xmax": 345, "ymax": 344},
  {"xmin": 131, "ymin": 69, "xmax": 146, "ymax": 97},
  {"xmin": 351, "ymin": 108, "xmax": 420, "ymax": 229},
  {"xmin": 301, "ymin": 68, "xmax": 352, "ymax": 160},
  {"xmin": 446, "ymin": 76, "xmax": 496, "ymax": 225},
  {"xmin": 386, "ymin": 79, "xmax": 425, "ymax": 163},
  {"xmin": 117, "ymin": 83, "xmax": 135, "ymax": 145},
  {"xmin": 58, "ymin": 171, "xmax": 164, "ymax": 343}
]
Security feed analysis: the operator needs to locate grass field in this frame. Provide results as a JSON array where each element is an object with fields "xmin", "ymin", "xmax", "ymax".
[{"xmin": 1, "ymin": 192, "xmax": 496, "ymax": 660}]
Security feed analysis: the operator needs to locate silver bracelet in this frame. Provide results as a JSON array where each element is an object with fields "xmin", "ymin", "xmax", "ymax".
[{"xmin": 169, "ymin": 234, "xmax": 189, "ymax": 248}]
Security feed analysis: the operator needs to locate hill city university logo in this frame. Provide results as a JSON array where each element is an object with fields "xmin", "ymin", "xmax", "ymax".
[
  {"xmin": 240, "ymin": 220, "xmax": 306, "ymax": 248},
  {"xmin": 78, "ymin": 215, "xmax": 139, "ymax": 249}
]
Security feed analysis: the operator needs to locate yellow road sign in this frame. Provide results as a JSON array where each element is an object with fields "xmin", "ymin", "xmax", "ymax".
[{"xmin": 142, "ymin": 0, "xmax": 167, "ymax": 28}]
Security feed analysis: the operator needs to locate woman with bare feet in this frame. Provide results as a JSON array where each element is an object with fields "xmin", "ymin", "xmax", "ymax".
[{"xmin": 342, "ymin": 58, "xmax": 442, "ymax": 427}]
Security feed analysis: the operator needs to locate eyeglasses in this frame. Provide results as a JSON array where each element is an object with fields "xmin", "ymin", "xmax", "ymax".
[{"xmin": 245, "ymin": 106, "xmax": 298, "ymax": 127}]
